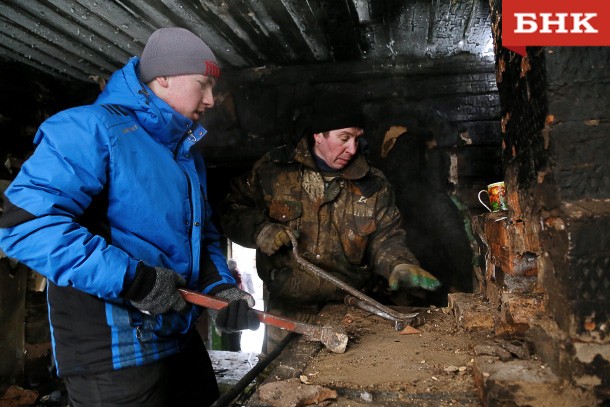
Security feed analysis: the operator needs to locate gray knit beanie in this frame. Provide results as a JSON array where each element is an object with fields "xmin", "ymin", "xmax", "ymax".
[{"xmin": 139, "ymin": 27, "xmax": 220, "ymax": 83}]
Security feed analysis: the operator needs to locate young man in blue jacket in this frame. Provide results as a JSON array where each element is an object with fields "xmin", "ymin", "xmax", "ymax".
[{"xmin": 0, "ymin": 27, "xmax": 257, "ymax": 406}]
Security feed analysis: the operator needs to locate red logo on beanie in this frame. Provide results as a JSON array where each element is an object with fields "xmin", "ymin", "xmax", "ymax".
[{"xmin": 204, "ymin": 61, "xmax": 221, "ymax": 78}]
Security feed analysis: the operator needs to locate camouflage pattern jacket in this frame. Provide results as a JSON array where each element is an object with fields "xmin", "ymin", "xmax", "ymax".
[{"xmin": 220, "ymin": 136, "xmax": 419, "ymax": 307}]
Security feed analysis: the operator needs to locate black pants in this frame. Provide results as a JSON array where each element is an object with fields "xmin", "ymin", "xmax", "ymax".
[
  {"xmin": 64, "ymin": 331, "xmax": 219, "ymax": 407},
  {"xmin": 221, "ymin": 331, "xmax": 241, "ymax": 351}
]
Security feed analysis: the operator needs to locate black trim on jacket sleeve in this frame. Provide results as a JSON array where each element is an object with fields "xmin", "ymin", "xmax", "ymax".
[
  {"xmin": 122, "ymin": 262, "xmax": 156, "ymax": 301},
  {"xmin": 208, "ymin": 283, "xmax": 234, "ymax": 296},
  {"xmin": 76, "ymin": 184, "xmax": 111, "ymax": 243},
  {"xmin": 198, "ymin": 241, "xmax": 223, "ymax": 290},
  {"xmin": 0, "ymin": 197, "xmax": 36, "ymax": 228}
]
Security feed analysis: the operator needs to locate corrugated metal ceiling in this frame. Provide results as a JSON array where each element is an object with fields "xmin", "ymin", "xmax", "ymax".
[{"xmin": 0, "ymin": 0, "xmax": 494, "ymax": 83}]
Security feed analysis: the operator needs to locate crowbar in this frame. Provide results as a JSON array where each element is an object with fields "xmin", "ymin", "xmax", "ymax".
[
  {"xmin": 343, "ymin": 295, "xmax": 423, "ymax": 330},
  {"xmin": 179, "ymin": 288, "xmax": 348, "ymax": 354},
  {"xmin": 285, "ymin": 230, "xmax": 421, "ymax": 330}
]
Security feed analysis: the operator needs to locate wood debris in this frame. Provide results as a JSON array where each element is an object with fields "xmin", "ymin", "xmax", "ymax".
[
  {"xmin": 259, "ymin": 378, "xmax": 337, "ymax": 407},
  {"xmin": 399, "ymin": 325, "xmax": 422, "ymax": 335}
]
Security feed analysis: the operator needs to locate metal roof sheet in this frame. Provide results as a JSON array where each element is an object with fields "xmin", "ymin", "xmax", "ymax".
[{"xmin": 0, "ymin": 0, "xmax": 494, "ymax": 83}]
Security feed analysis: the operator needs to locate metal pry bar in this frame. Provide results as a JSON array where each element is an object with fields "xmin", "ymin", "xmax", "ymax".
[
  {"xmin": 179, "ymin": 288, "xmax": 348, "ymax": 353},
  {"xmin": 286, "ymin": 230, "xmax": 421, "ymax": 331},
  {"xmin": 343, "ymin": 294, "xmax": 423, "ymax": 330}
]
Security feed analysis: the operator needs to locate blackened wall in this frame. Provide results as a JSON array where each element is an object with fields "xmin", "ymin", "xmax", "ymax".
[
  {"xmin": 546, "ymin": 48, "xmax": 610, "ymax": 200},
  {"xmin": 490, "ymin": 0, "xmax": 610, "ymax": 396},
  {"xmin": 201, "ymin": 54, "xmax": 503, "ymax": 305},
  {"xmin": 0, "ymin": 61, "xmax": 99, "ymax": 177},
  {"xmin": 490, "ymin": 32, "xmax": 610, "ymax": 339},
  {"xmin": 0, "ymin": 54, "xmax": 503, "ymax": 309},
  {"xmin": 0, "ymin": 60, "xmax": 99, "ymax": 391},
  {"xmin": 543, "ymin": 48, "xmax": 610, "ymax": 340}
]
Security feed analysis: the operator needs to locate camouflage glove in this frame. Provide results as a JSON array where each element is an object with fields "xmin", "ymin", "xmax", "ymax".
[
  {"xmin": 388, "ymin": 264, "xmax": 441, "ymax": 291},
  {"xmin": 210, "ymin": 287, "xmax": 260, "ymax": 332},
  {"xmin": 255, "ymin": 223, "xmax": 292, "ymax": 256},
  {"xmin": 126, "ymin": 264, "xmax": 188, "ymax": 315}
]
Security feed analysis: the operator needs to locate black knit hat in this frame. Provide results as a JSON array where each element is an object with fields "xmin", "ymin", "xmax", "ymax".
[
  {"xmin": 310, "ymin": 93, "xmax": 365, "ymax": 134},
  {"xmin": 139, "ymin": 27, "xmax": 220, "ymax": 83}
]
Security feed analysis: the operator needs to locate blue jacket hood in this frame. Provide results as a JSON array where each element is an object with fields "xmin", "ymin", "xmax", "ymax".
[{"xmin": 94, "ymin": 57, "xmax": 205, "ymax": 150}]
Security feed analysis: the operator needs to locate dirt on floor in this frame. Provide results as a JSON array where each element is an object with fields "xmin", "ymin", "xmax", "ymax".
[{"xmin": 300, "ymin": 304, "xmax": 489, "ymax": 405}]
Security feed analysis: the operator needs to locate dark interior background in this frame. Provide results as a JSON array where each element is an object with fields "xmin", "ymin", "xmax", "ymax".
[
  {"xmin": 2, "ymin": 0, "xmax": 610, "ymax": 400},
  {"xmin": 0, "ymin": 0, "xmax": 505, "ymax": 307}
]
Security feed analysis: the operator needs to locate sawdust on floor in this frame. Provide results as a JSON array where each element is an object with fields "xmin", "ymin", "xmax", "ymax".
[{"xmin": 301, "ymin": 305, "xmax": 487, "ymax": 402}]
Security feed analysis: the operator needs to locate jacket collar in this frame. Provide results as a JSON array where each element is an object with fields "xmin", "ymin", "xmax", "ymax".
[
  {"xmin": 95, "ymin": 57, "xmax": 207, "ymax": 151},
  {"xmin": 291, "ymin": 136, "xmax": 370, "ymax": 180}
]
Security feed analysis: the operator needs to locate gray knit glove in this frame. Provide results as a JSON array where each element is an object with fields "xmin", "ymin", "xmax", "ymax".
[
  {"xmin": 126, "ymin": 265, "xmax": 188, "ymax": 315},
  {"xmin": 209, "ymin": 287, "xmax": 260, "ymax": 332}
]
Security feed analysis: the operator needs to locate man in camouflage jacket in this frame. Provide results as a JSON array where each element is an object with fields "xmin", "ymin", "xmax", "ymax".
[{"xmin": 220, "ymin": 94, "xmax": 440, "ymax": 352}]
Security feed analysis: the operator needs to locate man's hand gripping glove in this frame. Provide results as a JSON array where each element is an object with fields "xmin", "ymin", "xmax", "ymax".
[
  {"xmin": 388, "ymin": 264, "xmax": 441, "ymax": 291},
  {"xmin": 210, "ymin": 287, "xmax": 260, "ymax": 332},
  {"xmin": 255, "ymin": 223, "xmax": 293, "ymax": 256},
  {"xmin": 125, "ymin": 264, "xmax": 189, "ymax": 315}
]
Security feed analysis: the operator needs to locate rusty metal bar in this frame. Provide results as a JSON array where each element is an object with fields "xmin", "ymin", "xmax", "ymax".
[{"xmin": 179, "ymin": 289, "xmax": 347, "ymax": 353}]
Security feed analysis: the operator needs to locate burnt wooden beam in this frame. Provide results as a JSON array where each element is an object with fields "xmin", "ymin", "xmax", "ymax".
[
  {"xmin": 0, "ymin": 31, "xmax": 104, "ymax": 81},
  {"xmin": 262, "ymin": 0, "xmax": 330, "ymax": 62},
  {"xmin": 216, "ymin": 0, "xmax": 297, "ymax": 64},
  {"xmin": 222, "ymin": 53, "xmax": 495, "ymax": 86},
  {"xmin": 160, "ymin": 0, "xmax": 256, "ymax": 66},
  {"xmin": 316, "ymin": 0, "xmax": 362, "ymax": 60},
  {"xmin": 5, "ymin": 0, "xmax": 132, "ymax": 66}
]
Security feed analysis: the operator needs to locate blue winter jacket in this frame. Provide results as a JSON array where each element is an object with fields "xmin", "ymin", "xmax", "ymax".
[{"xmin": 0, "ymin": 57, "xmax": 235, "ymax": 377}]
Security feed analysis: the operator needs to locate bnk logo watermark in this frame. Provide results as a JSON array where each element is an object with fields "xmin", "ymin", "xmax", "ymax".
[{"xmin": 502, "ymin": 0, "xmax": 610, "ymax": 56}]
